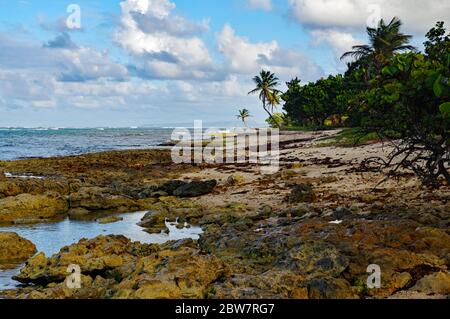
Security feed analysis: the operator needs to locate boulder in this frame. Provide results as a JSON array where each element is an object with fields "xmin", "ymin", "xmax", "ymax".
[
  {"xmin": 0, "ymin": 193, "xmax": 68, "ymax": 224},
  {"xmin": 13, "ymin": 236, "xmax": 135, "ymax": 285},
  {"xmin": 410, "ymin": 272, "xmax": 450, "ymax": 295},
  {"xmin": 159, "ymin": 180, "xmax": 188, "ymax": 195},
  {"xmin": 114, "ymin": 247, "xmax": 226, "ymax": 299},
  {"xmin": 69, "ymin": 187, "xmax": 138, "ymax": 213},
  {"xmin": 137, "ymin": 210, "xmax": 168, "ymax": 234},
  {"xmin": 173, "ymin": 180, "xmax": 217, "ymax": 198},
  {"xmin": 0, "ymin": 232, "xmax": 37, "ymax": 264}
]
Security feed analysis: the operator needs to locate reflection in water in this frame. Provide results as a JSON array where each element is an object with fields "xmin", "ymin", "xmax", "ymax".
[{"xmin": 0, "ymin": 211, "xmax": 203, "ymax": 290}]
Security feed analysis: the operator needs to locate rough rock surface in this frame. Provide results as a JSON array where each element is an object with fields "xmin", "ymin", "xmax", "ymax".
[
  {"xmin": 289, "ymin": 184, "xmax": 315, "ymax": 203},
  {"xmin": 0, "ymin": 193, "xmax": 68, "ymax": 224},
  {"xmin": 8, "ymin": 236, "xmax": 225, "ymax": 299},
  {"xmin": 0, "ymin": 232, "xmax": 37, "ymax": 265},
  {"xmin": 1, "ymin": 136, "xmax": 449, "ymax": 300},
  {"xmin": 173, "ymin": 180, "xmax": 217, "ymax": 197}
]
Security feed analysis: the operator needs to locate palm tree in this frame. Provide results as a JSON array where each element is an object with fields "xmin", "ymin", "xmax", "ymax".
[
  {"xmin": 248, "ymin": 70, "xmax": 282, "ymax": 128},
  {"xmin": 341, "ymin": 17, "xmax": 416, "ymax": 71},
  {"xmin": 236, "ymin": 109, "xmax": 251, "ymax": 127}
]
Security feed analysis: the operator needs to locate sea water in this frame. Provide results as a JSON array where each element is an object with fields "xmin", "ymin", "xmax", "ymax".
[{"xmin": 0, "ymin": 212, "xmax": 203, "ymax": 290}]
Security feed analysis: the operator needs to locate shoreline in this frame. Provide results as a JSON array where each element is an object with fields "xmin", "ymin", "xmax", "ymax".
[{"xmin": 0, "ymin": 130, "xmax": 449, "ymax": 299}]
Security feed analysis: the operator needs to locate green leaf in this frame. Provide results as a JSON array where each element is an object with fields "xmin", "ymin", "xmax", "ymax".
[
  {"xmin": 426, "ymin": 71, "xmax": 439, "ymax": 88},
  {"xmin": 433, "ymin": 75, "xmax": 444, "ymax": 97},
  {"xmin": 440, "ymin": 102, "xmax": 450, "ymax": 117},
  {"xmin": 382, "ymin": 66, "xmax": 398, "ymax": 77}
]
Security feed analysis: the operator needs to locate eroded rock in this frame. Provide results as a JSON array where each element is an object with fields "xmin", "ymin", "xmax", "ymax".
[
  {"xmin": 0, "ymin": 232, "xmax": 37, "ymax": 265},
  {"xmin": 0, "ymin": 193, "xmax": 68, "ymax": 224}
]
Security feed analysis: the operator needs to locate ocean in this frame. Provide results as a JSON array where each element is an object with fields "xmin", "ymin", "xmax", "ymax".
[{"xmin": 0, "ymin": 127, "xmax": 174, "ymax": 161}]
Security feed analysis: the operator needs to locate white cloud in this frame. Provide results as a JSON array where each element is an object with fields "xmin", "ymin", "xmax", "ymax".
[
  {"xmin": 288, "ymin": 0, "xmax": 450, "ymax": 34},
  {"xmin": 310, "ymin": 29, "xmax": 361, "ymax": 61},
  {"xmin": 217, "ymin": 24, "xmax": 323, "ymax": 82},
  {"xmin": 247, "ymin": 0, "xmax": 273, "ymax": 11},
  {"xmin": 1, "ymin": 0, "xmax": 329, "ymax": 125},
  {"xmin": 0, "ymin": 33, "xmax": 128, "ymax": 110},
  {"xmin": 115, "ymin": 0, "xmax": 215, "ymax": 80}
]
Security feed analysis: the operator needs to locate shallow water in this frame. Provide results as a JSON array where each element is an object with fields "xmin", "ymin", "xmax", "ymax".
[{"xmin": 0, "ymin": 211, "xmax": 203, "ymax": 290}]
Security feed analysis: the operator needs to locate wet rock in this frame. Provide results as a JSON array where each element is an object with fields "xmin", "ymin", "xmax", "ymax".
[
  {"xmin": 289, "ymin": 184, "xmax": 315, "ymax": 203},
  {"xmin": 212, "ymin": 270, "xmax": 308, "ymax": 299},
  {"xmin": 159, "ymin": 180, "xmax": 189, "ymax": 195},
  {"xmin": 0, "ymin": 232, "xmax": 37, "ymax": 265},
  {"xmin": 173, "ymin": 180, "xmax": 217, "ymax": 198},
  {"xmin": 96, "ymin": 216, "xmax": 123, "ymax": 224},
  {"xmin": 137, "ymin": 210, "xmax": 168, "ymax": 234},
  {"xmin": 70, "ymin": 187, "xmax": 138, "ymax": 213},
  {"xmin": 13, "ymin": 236, "xmax": 134, "ymax": 285},
  {"xmin": 137, "ymin": 184, "xmax": 159, "ymax": 199},
  {"xmin": 0, "ymin": 181, "xmax": 21, "ymax": 198},
  {"xmin": 0, "ymin": 193, "xmax": 68, "ymax": 224},
  {"xmin": 138, "ymin": 210, "xmax": 166, "ymax": 228},
  {"xmin": 410, "ymin": 272, "xmax": 450, "ymax": 295},
  {"xmin": 0, "ymin": 180, "xmax": 70, "ymax": 199},
  {"xmin": 68, "ymin": 208, "xmax": 91, "ymax": 220},
  {"xmin": 306, "ymin": 277, "xmax": 358, "ymax": 299},
  {"xmin": 287, "ymin": 242, "xmax": 349, "ymax": 278},
  {"xmin": 114, "ymin": 247, "xmax": 226, "ymax": 299}
]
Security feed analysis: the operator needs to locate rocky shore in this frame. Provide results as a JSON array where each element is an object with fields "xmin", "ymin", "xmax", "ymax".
[{"xmin": 0, "ymin": 131, "xmax": 449, "ymax": 299}]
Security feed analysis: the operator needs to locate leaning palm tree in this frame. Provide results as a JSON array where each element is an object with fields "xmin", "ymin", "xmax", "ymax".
[
  {"xmin": 236, "ymin": 109, "xmax": 251, "ymax": 127},
  {"xmin": 248, "ymin": 70, "xmax": 282, "ymax": 128},
  {"xmin": 341, "ymin": 17, "xmax": 416, "ymax": 71}
]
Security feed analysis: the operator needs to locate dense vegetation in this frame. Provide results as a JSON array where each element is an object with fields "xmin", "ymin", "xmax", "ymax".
[{"xmin": 249, "ymin": 19, "xmax": 449, "ymax": 185}]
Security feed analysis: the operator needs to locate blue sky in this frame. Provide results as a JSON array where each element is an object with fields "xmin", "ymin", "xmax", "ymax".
[{"xmin": 0, "ymin": 0, "xmax": 448, "ymax": 127}]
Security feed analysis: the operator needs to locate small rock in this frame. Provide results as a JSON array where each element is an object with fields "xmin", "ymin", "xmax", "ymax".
[
  {"xmin": 289, "ymin": 184, "xmax": 315, "ymax": 203},
  {"xmin": 257, "ymin": 204, "xmax": 273, "ymax": 218},
  {"xmin": 68, "ymin": 208, "xmax": 90, "ymax": 219},
  {"xmin": 226, "ymin": 174, "xmax": 245, "ymax": 186},
  {"xmin": 282, "ymin": 203, "xmax": 313, "ymax": 218},
  {"xmin": 96, "ymin": 216, "xmax": 123, "ymax": 224},
  {"xmin": 333, "ymin": 207, "xmax": 353, "ymax": 220}
]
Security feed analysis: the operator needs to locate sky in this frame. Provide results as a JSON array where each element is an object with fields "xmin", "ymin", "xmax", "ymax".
[{"xmin": 0, "ymin": 0, "xmax": 448, "ymax": 127}]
